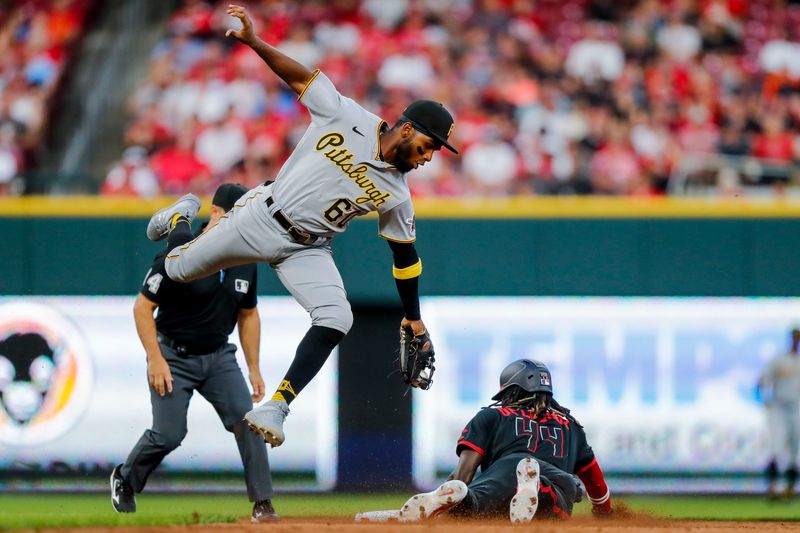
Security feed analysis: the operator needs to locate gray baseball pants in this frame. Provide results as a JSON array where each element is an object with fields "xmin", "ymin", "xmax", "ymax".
[
  {"xmin": 164, "ymin": 183, "xmax": 352, "ymax": 334},
  {"xmin": 121, "ymin": 342, "xmax": 273, "ymax": 501},
  {"xmin": 767, "ymin": 401, "xmax": 800, "ymax": 468}
]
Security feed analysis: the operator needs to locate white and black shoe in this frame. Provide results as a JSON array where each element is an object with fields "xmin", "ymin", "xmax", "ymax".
[
  {"xmin": 399, "ymin": 479, "xmax": 468, "ymax": 522},
  {"xmin": 251, "ymin": 499, "xmax": 280, "ymax": 523},
  {"xmin": 244, "ymin": 400, "xmax": 290, "ymax": 447},
  {"xmin": 146, "ymin": 193, "xmax": 201, "ymax": 241},
  {"xmin": 110, "ymin": 464, "xmax": 136, "ymax": 513},
  {"xmin": 510, "ymin": 457, "xmax": 540, "ymax": 523}
]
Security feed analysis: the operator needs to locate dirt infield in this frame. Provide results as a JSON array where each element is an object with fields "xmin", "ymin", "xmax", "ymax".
[{"xmin": 37, "ymin": 517, "xmax": 800, "ymax": 533}]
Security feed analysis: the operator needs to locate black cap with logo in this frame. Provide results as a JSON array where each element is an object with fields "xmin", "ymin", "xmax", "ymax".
[
  {"xmin": 212, "ymin": 183, "xmax": 249, "ymax": 212},
  {"xmin": 400, "ymin": 100, "xmax": 458, "ymax": 154}
]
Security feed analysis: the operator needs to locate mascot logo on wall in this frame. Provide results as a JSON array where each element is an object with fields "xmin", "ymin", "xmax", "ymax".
[{"xmin": 0, "ymin": 302, "xmax": 93, "ymax": 446}]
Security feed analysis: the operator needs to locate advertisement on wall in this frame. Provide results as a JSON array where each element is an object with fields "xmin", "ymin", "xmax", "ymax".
[
  {"xmin": 0, "ymin": 297, "xmax": 337, "ymax": 489},
  {"xmin": 413, "ymin": 297, "xmax": 798, "ymax": 492}
]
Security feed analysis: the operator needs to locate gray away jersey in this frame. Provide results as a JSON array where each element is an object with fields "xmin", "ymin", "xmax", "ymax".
[
  {"xmin": 270, "ymin": 70, "xmax": 416, "ymax": 243},
  {"xmin": 762, "ymin": 352, "xmax": 800, "ymax": 405}
]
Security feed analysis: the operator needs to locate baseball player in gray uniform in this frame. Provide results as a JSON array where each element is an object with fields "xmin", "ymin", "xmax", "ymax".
[
  {"xmin": 143, "ymin": 4, "xmax": 457, "ymax": 448},
  {"xmin": 759, "ymin": 328, "xmax": 800, "ymax": 499}
]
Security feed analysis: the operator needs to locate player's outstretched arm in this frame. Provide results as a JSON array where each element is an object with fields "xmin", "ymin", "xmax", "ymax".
[
  {"xmin": 225, "ymin": 4, "xmax": 314, "ymax": 95},
  {"xmin": 576, "ymin": 458, "xmax": 612, "ymax": 517},
  {"xmin": 387, "ymin": 240, "xmax": 426, "ymax": 334}
]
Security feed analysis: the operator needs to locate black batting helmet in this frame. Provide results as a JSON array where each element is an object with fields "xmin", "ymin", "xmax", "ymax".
[{"xmin": 491, "ymin": 359, "xmax": 553, "ymax": 401}]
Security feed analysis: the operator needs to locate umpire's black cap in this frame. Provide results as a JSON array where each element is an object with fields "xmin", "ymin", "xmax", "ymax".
[
  {"xmin": 400, "ymin": 100, "xmax": 458, "ymax": 154},
  {"xmin": 212, "ymin": 183, "xmax": 249, "ymax": 212},
  {"xmin": 491, "ymin": 359, "xmax": 553, "ymax": 400}
]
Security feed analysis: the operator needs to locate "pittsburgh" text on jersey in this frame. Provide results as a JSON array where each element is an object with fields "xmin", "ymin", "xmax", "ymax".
[{"xmin": 316, "ymin": 132, "xmax": 392, "ymax": 206}]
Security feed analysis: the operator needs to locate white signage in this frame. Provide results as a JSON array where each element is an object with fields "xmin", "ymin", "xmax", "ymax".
[
  {"xmin": 414, "ymin": 297, "xmax": 798, "ymax": 490},
  {"xmin": 0, "ymin": 297, "xmax": 337, "ymax": 489}
]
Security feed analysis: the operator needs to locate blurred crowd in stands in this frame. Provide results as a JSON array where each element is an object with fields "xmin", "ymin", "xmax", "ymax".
[
  {"xmin": 11, "ymin": 0, "xmax": 800, "ymax": 198},
  {"xmin": 0, "ymin": 0, "xmax": 89, "ymax": 195}
]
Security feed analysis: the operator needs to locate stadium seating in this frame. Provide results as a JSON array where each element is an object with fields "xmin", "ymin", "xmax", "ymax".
[
  {"xmin": 0, "ymin": 0, "xmax": 92, "ymax": 196},
  {"xmin": 90, "ymin": 0, "xmax": 800, "ymax": 197}
]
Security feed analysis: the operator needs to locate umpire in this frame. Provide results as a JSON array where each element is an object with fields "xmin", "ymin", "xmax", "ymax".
[{"xmin": 110, "ymin": 184, "xmax": 278, "ymax": 523}]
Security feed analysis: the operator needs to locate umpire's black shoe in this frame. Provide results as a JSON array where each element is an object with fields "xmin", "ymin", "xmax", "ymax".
[
  {"xmin": 110, "ymin": 464, "xmax": 136, "ymax": 513},
  {"xmin": 251, "ymin": 499, "xmax": 280, "ymax": 523}
]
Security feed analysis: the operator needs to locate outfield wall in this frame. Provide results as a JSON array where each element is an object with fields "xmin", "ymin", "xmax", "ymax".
[
  {"xmin": 2, "ymin": 196, "xmax": 800, "ymax": 298},
  {"xmin": 1, "ymin": 197, "xmax": 798, "ymax": 492}
]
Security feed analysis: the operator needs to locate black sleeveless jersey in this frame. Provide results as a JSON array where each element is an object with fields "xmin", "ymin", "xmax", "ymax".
[{"xmin": 457, "ymin": 405, "xmax": 595, "ymax": 474}]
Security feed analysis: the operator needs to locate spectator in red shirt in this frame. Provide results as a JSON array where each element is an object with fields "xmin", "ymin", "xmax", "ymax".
[
  {"xmin": 125, "ymin": 103, "xmax": 173, "ymax": 152},
  {"xmin": 677, "ymin": 102, "xmax": 720, "ymax": 155},
  {"xmin": 150, "ymin": 128, "xmax": 213, "ymax": 194},
  {"xmin": 590, "ymin": 120, "xmax": 641, "ymax": 195},
  {"xmin": 102, "ymin": 146, "xmax": 161, "ymax": 198},
  {"xmin": 752, "ymin": 114, "xmax": 796, "ymax": 162},
  {"xmin": 751, "ymin": 113, "xmax": 798, "ymax": 185}
]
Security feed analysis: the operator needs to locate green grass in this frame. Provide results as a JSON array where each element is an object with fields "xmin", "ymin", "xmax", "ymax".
[
  {"xmin": 618, "ymin": 495, "xmax": 800, "ymax": 521},
  {"xmin": 0, "ymin": 493, "xmax": 407, "ymax": 530},
  {"xmin": 1, "ymin": 493, "xmax": 800, "ymax": 530}
]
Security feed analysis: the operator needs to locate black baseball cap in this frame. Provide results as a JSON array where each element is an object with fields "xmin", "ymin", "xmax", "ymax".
[
  {"xmin": 401, "ymin": 100, "xmax": 458, "ymax": 154},
  {"xmin": 212, "ymin": 183, "xmax": 248, "ymax": 212}
]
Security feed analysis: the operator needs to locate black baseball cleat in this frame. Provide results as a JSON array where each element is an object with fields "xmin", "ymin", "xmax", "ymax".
[
  {"xmin": 251, "ymin": 499, "xmax": 280, "ymax": 523},
  {"xmin": 110, "ymin": 464, "xmax": 136, "ymax": 513}
]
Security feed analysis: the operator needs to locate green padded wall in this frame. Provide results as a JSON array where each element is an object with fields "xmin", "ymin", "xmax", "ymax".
[{"xmin": 3, "ymin": 217, "xmax": 799, "ymax": 298}]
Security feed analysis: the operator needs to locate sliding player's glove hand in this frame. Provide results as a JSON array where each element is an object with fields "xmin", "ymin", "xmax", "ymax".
[
  {"xmin": 591, "ymin": 501, "xmax": 614, "ymax": 518},
  {"xmin": 399, "ymin": 327, "xmax": 435, "ymax": 390}
]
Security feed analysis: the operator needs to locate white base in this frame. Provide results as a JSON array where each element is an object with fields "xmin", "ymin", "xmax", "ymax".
[{"xmin": 354, "ymin": 509, "xmax": 402, "ymax": 522}]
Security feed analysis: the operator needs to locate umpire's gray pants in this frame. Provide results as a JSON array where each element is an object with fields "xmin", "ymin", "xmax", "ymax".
[
  {"xmin": 164, "ymin": 183, "xmax": 352, "ymax": 334},
  {"xmin": 121, "ymin": 343, "xmax": 273, "ymax": 501}
]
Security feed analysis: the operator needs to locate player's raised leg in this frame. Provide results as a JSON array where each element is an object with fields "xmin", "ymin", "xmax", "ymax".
[
  {"xmin": 155, "ymin": 189, "xmax": 268, "ymax": 282},
  {"xmin": 399, "ymin": 480, "xmax": 469, "ymax": 521},
  {"xmin": 245, "ymin": 246, "xmax": 351, "ymax": 447}
]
